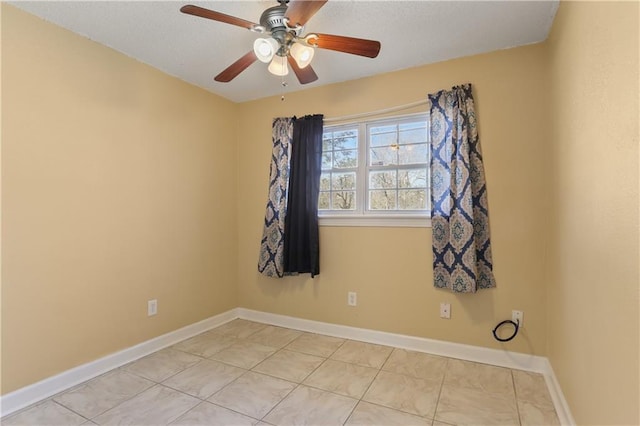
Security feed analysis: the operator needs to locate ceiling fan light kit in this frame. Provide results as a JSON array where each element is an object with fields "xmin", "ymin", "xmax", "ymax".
[
  {"xmin": 268, "ymin": 55, "xmax": 289, "ymax": 76},
  {"xmin": 253, "ymin": 37, "xmax": 280, "ymax": 63},
  {"xmin": 180, "ymin": 0, "xmax": 380, "ymax": 85},
  {"xmin": 253, "ymin": 36, "xmax": 314, "ymax": 74},
  {"xmin": 289, "ymin": 42, "xmax": 315, "ymax": 69}
]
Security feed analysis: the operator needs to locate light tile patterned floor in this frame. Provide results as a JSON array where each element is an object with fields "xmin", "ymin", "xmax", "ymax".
[{"xmin": 2, "ymin": 319, "xmax": 560, "ymax": 426}]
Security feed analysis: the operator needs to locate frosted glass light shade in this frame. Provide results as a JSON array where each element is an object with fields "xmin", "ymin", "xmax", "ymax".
[
  {"xmin": 290, "ymin": 42, "xmax": 315, "ymax": 68},
  {"xmin": 253, "ymin": 38, "xmax": 279, "ymax": 63},
  {"xmin": 268, "ymin": 55, "xmax": 289, "ymax": 76}
]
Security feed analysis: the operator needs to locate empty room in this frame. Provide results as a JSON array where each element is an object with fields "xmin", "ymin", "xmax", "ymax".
[{"xmin": 1, "ymin": 1, "xmax": 638, "ymax": 425}]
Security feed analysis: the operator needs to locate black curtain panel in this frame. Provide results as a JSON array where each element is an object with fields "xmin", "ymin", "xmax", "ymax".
[{"xmin": 283, "ymin": 114, "xmax": 324, "ymax": 277}]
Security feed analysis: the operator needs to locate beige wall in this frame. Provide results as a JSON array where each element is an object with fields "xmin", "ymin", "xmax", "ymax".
[
  {"xmin": 546, "ymin": 2, "xmax": 639, "ymax": 425},
  {"xmin": 236, "ymin": 44, "xmax": 551, "ymax": 355},
  {"xmin": 1, "ymin": 5, "xmax": 239, "ymax": 393}
]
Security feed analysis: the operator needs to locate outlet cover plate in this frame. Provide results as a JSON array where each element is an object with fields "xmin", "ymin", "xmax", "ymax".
[
  {"xmin": 440, "ymin": 302, "xmax": 451, "ymax": 319},
  {"xmin": 148, "ymin": 299, "xmax": 158, "ymax": 316},
  {"xmin": 348, "ymin": 292, "xmax": 357, "ymax": 307},
  {"xmin": 512, "ymin": 310, "xmax": 523, "ymax": 326}
]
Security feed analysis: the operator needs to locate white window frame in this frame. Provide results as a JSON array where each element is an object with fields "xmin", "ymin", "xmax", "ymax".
[{"xmin": 319, "ymin": 113, "xmax": 431, "ymax": 228}]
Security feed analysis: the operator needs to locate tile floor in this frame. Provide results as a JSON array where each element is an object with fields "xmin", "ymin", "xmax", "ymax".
[{"xmin": 2, "ymin": 319, "xmax": 560, "ymax": 426}]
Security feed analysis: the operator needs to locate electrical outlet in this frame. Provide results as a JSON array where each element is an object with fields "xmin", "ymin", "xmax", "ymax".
[
  {"xmin": 512, "ymin": 310, "xmax": 523, "ymax": 326},
  {"xmin": 148, "ymin": 299, "xmax": 158, "ymax": 316},
  {"xmin": 440, "ymin": 302, "xmax": 451, "ymax": 319},
  {"xmin": 348, "ymin": 292, "xmax": 357, "ymax": 307}
]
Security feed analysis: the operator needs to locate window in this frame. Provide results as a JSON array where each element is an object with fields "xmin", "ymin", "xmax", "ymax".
[{"xmin": 319, "ymin": 113, "xmax": 430, "ymax": 227}]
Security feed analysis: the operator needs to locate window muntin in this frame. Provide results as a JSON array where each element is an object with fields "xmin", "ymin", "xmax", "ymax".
[{"xmin": 320, "ymin": 114, "xmax": 430, "ymax": 219}]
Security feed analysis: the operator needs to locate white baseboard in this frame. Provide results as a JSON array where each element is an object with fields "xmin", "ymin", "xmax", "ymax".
[
  {"xmin": 237, "ymin": 308, "xmax": 548, "ymax": 372},
  {"xmin": 542, "ymin": 359, "xmax": 576, "ymax": 426},
  {"xmin": 1, "ymin": 307, "xmax": 574, "ymax": 425},
  {"xmin": 0, "ymin": 309, "xmax": 238, "ymax": 417},
  {"xmin": 237, "ymin": 308, "xmax": 574, "ymax": 425}
]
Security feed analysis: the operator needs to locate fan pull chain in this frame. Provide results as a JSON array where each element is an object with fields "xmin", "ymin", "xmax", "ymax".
[{"xmin": 280, "ymin": 57, "xmax": 287, "ymax": 101}]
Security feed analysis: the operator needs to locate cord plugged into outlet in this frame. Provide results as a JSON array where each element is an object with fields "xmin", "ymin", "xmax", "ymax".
[{"xmin": 512, "ymin": 310, "xmax": 523, "ymax": 326}]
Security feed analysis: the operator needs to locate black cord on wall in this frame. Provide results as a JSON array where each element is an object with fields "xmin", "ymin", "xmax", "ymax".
[{"xmin": 492, "ymin": 318, "xmax": 520, "ymax": 342}]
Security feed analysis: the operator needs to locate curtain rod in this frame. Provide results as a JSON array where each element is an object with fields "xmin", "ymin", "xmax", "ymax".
[{"xmin": 323, "ymin": 99, "xmax": 428, "ymax": 124}]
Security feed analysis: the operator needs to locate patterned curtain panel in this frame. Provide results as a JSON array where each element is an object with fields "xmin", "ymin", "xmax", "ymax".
[
  {"xmin": 428, "ymin": 84, "xmax": 496, "ymax": 293},
  {"xmin": 258, "ymin": 117, "xmax": 294, "ymax": 278}
]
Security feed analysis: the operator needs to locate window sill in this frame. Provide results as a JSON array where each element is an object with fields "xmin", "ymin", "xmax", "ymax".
[{"xmin": 319, "ymin": 215, "xmax": 431, "ymax": 228}]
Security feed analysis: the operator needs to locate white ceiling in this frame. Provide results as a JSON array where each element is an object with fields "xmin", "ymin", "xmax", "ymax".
[{"xmin": 10, "ymin": 0, "xmax": 559, "ymax": 103}]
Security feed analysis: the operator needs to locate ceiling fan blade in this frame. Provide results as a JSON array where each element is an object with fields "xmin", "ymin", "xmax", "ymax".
[
  {"xmin": 310, "ymin": 33, "xmax": 381, "ymax": 58},
  {"xmin": 285, "ymin": 0, "xmax": 328, "ymax": 27},
  {"xmin": 287, "ymin": 56, "xmax": 318, "ymax": 85},
  {"xmin": 180, "ymin": 4, "xmax": 258, "ymax": 30},
  {"xmin": 214, "ymin": 51, "xmax": 258, "ymax": 82}
]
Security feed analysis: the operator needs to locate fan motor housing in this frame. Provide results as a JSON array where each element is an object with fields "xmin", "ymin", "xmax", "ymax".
[{"xmin": 260, "ymin": 5, "xmax": 288, "ymax": 32}]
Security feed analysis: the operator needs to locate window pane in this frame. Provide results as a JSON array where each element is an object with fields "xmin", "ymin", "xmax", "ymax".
[
  {"xmin": 333, "ymin": 149, "xmax": 358, "ymax": 168},
  {"xmin": 399, "ymin": 127, "xmax": 427, "ymax": 144},
  {"xmin": 333, "ymin": 135, "xmax": 357, "ymax": 150},
  {"xmin": 398, "ymin": 189, "xmax": 427, "ymax": 210},
  {"xmin": 398, "ymin": 169, "xmax": 427, "ymax": 189},
  {"xmin": 370, "ymin": 132, "xmax": 397, "ymax": 147},
  {"xmin": 332, "ymin": 172, "xmax": 356, "ymax": 190},
  {"xmin": 334, "ymin": 129, "xmax": 357, "ymax": 138},
  {"xmin": 399, "ymin": 144, "xmax": 428, "ymax": 164},
  {"xmin": 370, "ymin": 147, "xmax": 398, "ymax": 166},
  {"xmin": 322, "ymin": 138, "xmax": 332, "ymax": 152},
  {"xmin": 333, "ymin": 130, "xmax": 358, "ymax": 149},
  {"xmin": 332, "ymin": 191, "xmax": 356, "ymax": 210},
  {"xmin": 369, "ymin": 190, "xmax": 397, "ymax": 210},
  {"xmin": 369, "ymin": 170, "xmax": 397, "ymax": 189},
  {"xmin": 318, "ymin": 192, "xmax": 330, "ymax": 209},
  {"xmin": 321, "ymin": 152, "xmax": 332, "ymax": 170},
  {"xmin": 370, "ymin": 124, "xmax": 397, "ymax": 134},
  {"xmin": 399, "ymin": 121, "xmax": 426, "ymax": 131},
  {"xmin": 320, "ymin": 173, "xmax": 331, "ymax": 191}
]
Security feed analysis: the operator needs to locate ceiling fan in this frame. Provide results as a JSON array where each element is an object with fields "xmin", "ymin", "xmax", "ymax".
[{"xmin": 180, "ymin": 0, "xmax": 381, "ymax": 85}]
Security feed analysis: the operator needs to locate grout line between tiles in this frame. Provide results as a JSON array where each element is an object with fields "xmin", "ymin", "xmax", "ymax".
[
  {"xmin": 341, "ymin": 397, "xmax": 359, "ymax": 426},
  {"xmin": 354, "ymin": 347, "xmax": 444, "ymax": 421},
  {"xmin": 295, "ymin": 348, "xmax": 333, "ymax": 385},
  {"xmin": 431, "ymin": 357, "xmax": 450, "ymax": 424},
  {"xmin": 257, "ymin": 382, "xmax": 302, "ymax": 423},
  {"xmin": 204, "ymin": 363, "xmax": 299, "ymax": 419},
  {"xmin": 327, "ymin": 337, "xmax": 349, "ymax": 357},
  {"xmin": 148, "ymin": 384, "xmax": 203, "ymax": 425},
  {"xmin": 340, "ymin": 394, "xmax": 361, "ymax": 425},
  {"xmin": 90, "ymin": 383, "xmax": 196, "ymax": 425},
  {"xmin": 511, "ymin": 369, "xmax": 523, "ymax": 426},
  {"xmin": 342, "ymin": 399, "xmax": 360, "ymax": 426},
  {"xmin": 158, "ymin": 358, "xmax": 210, "ymax": 386},
  {"xmin": 51, "ymin": 400, "xmax": 92, "ymax": 424},
  {"xmin": 89, "ymin": 375, "xmax": 154, "ymax": 421},
  {"xmin": 284, "ymin": 332, "xmax": 348, "ymax": 358},
  {"xmin": 354, "ymin": 361, "xmax": 386, "ymax": 404},
  {"xmin": 200, "ymin": 399, "xmax": 263, "ymax": 424},
  {"xmin": 50, "ymin": 368, "xmax": 158, "ymax": 422}
]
